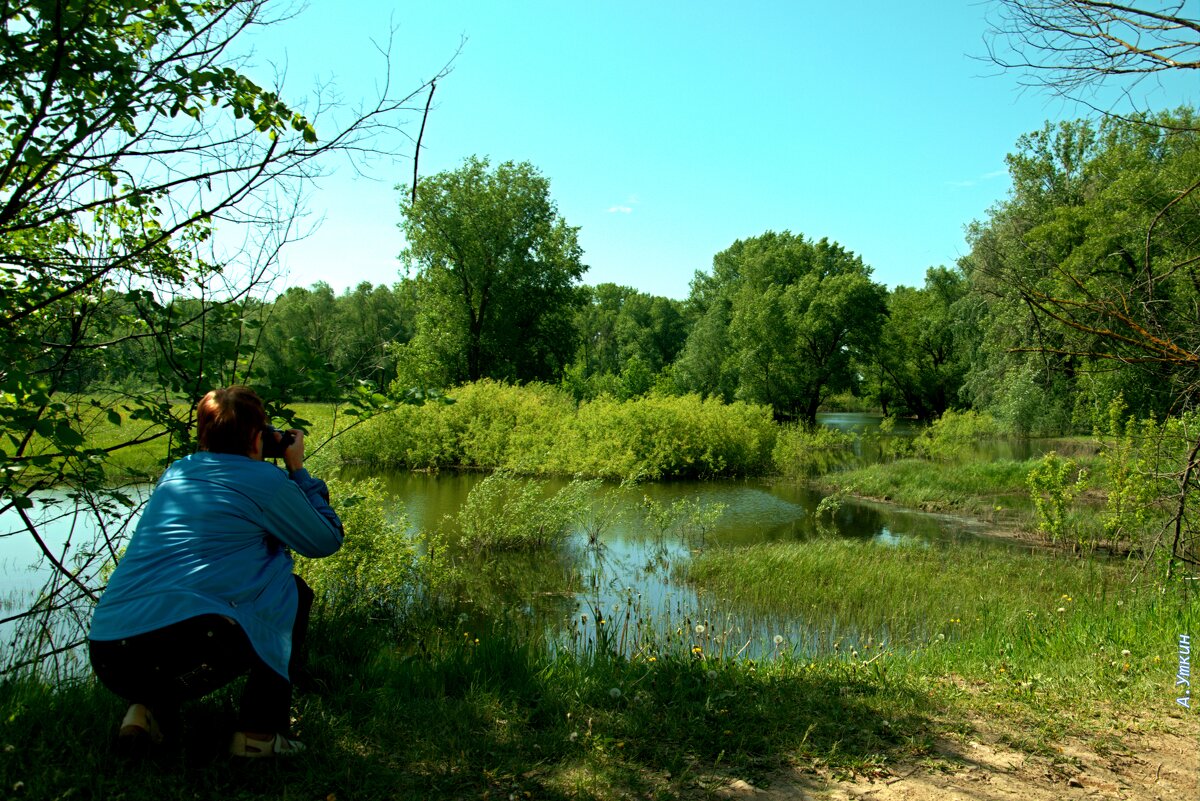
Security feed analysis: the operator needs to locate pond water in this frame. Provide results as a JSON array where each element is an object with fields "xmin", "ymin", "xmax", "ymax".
[
  {"xmin": 1, "ymin": 413, "xmax": 1041, "ymax": 668},
  {"xmin": 343, "ymin": 466, "xmax": 1024, "ymax": 659}
]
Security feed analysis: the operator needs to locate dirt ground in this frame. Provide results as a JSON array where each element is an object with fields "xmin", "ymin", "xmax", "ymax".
[{"xmin": 712, "ymin": 708, "xmax": 1198, "ymax": 801}]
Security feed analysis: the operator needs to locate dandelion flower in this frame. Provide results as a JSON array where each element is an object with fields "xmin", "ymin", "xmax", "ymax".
[
  {"xmin": 773, "ymin": 635, "xmax": 784, "ymax": 645},
  {"xmin": 609, "ymin": 687, "xmax": 622, "ymax": 699},
  {"xmin": 695, "ymin": 624, "xmax": 706, "ymax": 634},
  {"xmin": 648, "ymin": 656, "xmax": 657, "ymax": 662},
  {"xmin": 707, "ymin": 670, "xmax": 718, "ymax": 680},
  {"xmin": 1121, "ymin": 649, "xmax": 1131, "ymax": 657},
  {"xmin": 937, "ymin": 633, "xmax": 945, "ymax": 641},
  {"xmin": 1057, "ymin": 607, "xmax": 1066, "ymax": 613}
]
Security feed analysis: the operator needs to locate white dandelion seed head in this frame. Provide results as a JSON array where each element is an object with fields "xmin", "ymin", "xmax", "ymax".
[
  {"xmin": 706, "ymin": 670, "xmax": 718, "ymax": 680},
  {"xmin": 773, "ymin": 635, "xmax": 784, "ymax": 645},
  {"xmin": 937, "ymin": 633, "xmax": 945, "ymax": 641},
  {"xmin": 1121, "ymin": 649, "xmax": 1131, "ymax": 657},
  {"xmin": 608, "ymin": 687, "xmax": 621, "ymax": 699},
  {"xmin": 695, "ymin": 624, "xmax": 706, "ymax": 634}
]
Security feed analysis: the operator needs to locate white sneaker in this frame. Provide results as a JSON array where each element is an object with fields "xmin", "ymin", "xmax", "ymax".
[
  {"xmin": 229, "ymin": 731, "xmax": 306, "ymax": 758},
  {"xmin": 118, "ymin": 703, "xmax": 164, "ymax": 749}
]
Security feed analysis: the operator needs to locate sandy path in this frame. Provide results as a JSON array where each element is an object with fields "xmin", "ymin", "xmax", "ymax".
[{"xmin": 711, "ymin": 710, "xmax": 1198, "ymax": 801}]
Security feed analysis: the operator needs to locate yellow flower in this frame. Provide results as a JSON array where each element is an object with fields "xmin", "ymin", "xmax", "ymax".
[{"xmin": 648, "ymin": 656, "xmax": 657, "ymax": 662}]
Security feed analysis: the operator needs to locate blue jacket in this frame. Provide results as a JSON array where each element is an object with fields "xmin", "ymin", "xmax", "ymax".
[{"xmin": 89, "ymin": 451, "xmax": 344, "ymax": 679}]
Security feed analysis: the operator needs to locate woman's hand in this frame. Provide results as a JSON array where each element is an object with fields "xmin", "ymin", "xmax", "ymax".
[{"xmin": 283, "ymin": 430, "xmax": 305, "ymax": 473}]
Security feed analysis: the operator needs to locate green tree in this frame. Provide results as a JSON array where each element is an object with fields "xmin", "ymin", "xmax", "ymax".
[
  {"xmin": 679, "ymin": 231, "xmax": 886, "ymax": 423},
  {"xmin": 570, "ymin": 283, "xmax": 687, "ymax": 398},
  {"xmin": 397, "ymin": 157, "xmax": 587, "ymax": 385},
  {"xmin": 870, "ymin": 267, "xmax": 969, "ymax": 420},
  {"xmin": 961, "ymin": 113, "xmax": 1200, "ymax": 432},
  {"xmin": 0, "ymin": 0, "xmax": 441, "ymax": 673}
]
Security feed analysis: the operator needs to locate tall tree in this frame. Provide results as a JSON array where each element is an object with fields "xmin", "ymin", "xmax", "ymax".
[
  {"xmin": 870, "ymin": 267, "xmax": 969, "ymax": 420},
  {"xmin": 573, "ymin": 283, "xmax": 687, "ymax": 378},
  {"xmin": 679, "ymin": 231, "xmax": 886, "ymax": 423},
  {"xmin": 397, "ymin": 157, "xmax": 587, "ymax": 385}
]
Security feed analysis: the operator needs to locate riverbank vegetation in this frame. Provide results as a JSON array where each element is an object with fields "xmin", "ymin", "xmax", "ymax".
[{"xmin": 4, "ymin": 480, "xmax": 1194, "ymax": 799}]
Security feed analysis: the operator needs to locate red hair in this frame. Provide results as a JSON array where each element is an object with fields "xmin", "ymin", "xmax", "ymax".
[{"xmin": 195, "ymin": 386, "xmax": 268, "ymax": 455}]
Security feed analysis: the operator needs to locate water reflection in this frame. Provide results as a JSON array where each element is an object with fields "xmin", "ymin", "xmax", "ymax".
[
  {"xmin": 4, "ymin": 415, "xmax": 1039, "ymax": 669},
  {"xmin": 346, "ymin": 469, "xmax": 1018, "ymax": 659}
]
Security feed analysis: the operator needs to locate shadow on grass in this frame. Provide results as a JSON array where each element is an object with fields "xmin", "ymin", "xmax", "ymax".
[{"xmin": 0, "ymin": 610, "xmax": 936, "ymax": 800}]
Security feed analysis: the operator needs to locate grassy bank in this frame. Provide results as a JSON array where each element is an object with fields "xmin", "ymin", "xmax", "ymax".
[
  {"xmin": 687, "ymin": 539, "xmax": 1190, "ymax": 706},
  {"xmin": 0, "ymin": 609, "xmax": 941, "ymax": 800},
  {"xmin": 4, "ymin": 480, "xmax": 1195, "ymax": 800},
  {"xmin": 3, "ymin": 564, "xmax": 1191, "ymax": 800},
  {"xmin": 818, "ymin": 457, "xmax": 1041, "ymax": 520}
]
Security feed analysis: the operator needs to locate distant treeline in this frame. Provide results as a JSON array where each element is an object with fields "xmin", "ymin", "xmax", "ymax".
[{"xmin": 60, "ymin": 109, "xmax": 1200, "ymax": 436}]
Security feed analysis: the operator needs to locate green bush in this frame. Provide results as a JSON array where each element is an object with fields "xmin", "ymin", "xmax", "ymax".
[
  {"xmin": 334, "ymin": 382, "xmax": 778, "ymax": 480},
  {"xmin": 453, "ymin": 472, "xmax": 597, "ymax": 553},
  {"xmin": 295, "ymin": 478, "xmax": 420, "ymax": 614},
  {"xmin": 1027, "ymin": 452, "xmax": 1090, "ymax": 548},
  {"xmin": 771, "ymin": 423, "xmax": 857, "ymax": 477},
  {"xmin": 913, "ymin": 409, "xmax": 1004, "ymax": 462}
]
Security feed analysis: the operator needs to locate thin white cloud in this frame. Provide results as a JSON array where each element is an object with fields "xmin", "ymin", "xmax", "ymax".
[
  {"xmin": 606, "ymin": 194, "xmax": 639, "ymax": 214},
  {"xmin": 945, "ymin": 169, "xmax": 1007, "ymax": 189}
]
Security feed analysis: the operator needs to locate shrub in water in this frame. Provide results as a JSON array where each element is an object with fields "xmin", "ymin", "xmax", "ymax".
[
  {"xmin": 295, "ymin": 478, "xmax": 420, "ymax": 614},
  {"xmin": 454, "ymin": 472, "xmax": 596, "ymax": 553}
]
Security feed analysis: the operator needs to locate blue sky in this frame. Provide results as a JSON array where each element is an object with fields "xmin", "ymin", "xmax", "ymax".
[{"xmin": 247, "ymin": 1, "xmax": 1196, "ymax": 300}]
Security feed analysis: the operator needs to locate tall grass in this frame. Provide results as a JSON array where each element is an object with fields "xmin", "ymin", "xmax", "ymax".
[
  {"xmin": 820, "ymin": 457, "xmax": 1036, "ymax": 516},
  {"xmin": 5, "ymin": 477, "xmax": 1195, "ymax": 800},
  {"xmin": 687, "ymin": 539, "xmax": 1194, "ymax": 703}
]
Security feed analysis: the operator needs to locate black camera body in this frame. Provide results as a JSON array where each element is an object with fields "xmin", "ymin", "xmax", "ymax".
[{"xmin": 262, "ymin": 426, "xmax": 295, "ymax": 459}]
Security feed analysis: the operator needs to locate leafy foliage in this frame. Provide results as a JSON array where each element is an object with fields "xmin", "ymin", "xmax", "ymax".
[
  {"xmin": 397, "ymin": 157, "xmax": 586, "ymax": 386},
  {"xmin": 336, "ymin": 380, "xmax": 778, "ymax": 480},
  {"xmin": 294, "ymin": 479, "xmax": 418, "ymax": 613},
  {"xmin": 676, "ymin": 231, "xmax": 887, "ymax": 423},
  {"xmin": 453, "ymin": 473, "xmax": 597, "ymax": 553},
  {"xmin": 1027, "ymin": 452, "xmax": 1089, "ymax": 547},
  {"xmin": 0, "ymin": 0, "xmax": 442, "ymax": 673}
]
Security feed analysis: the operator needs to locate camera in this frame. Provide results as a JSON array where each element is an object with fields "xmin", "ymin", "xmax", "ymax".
[{"xmin": 262, "ymin": 426, "xmax": 295, "ymax": 459}]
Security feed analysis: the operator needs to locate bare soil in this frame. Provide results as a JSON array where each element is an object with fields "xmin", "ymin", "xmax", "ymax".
[{"xmin": 710, "ymin": 708, "xmax": 1198, "ymax": 801}]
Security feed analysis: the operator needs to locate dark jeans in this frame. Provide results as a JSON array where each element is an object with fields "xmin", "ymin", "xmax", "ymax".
[{"xmin": 89, "ymin": 575, "xmax": 314, "ymax": 734}]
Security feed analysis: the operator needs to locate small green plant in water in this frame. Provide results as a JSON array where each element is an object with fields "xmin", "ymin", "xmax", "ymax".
[
  {"xmin": 455, "ymin": 472, "xmax": 596, "ymax": 553},
  {"xmin": 1027, "ymin": 451, "xmax": 1089, "ymax": 548}
]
